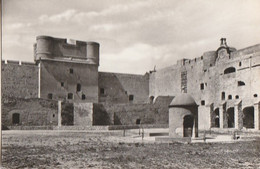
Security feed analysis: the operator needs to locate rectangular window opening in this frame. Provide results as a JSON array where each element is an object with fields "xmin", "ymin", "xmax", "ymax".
[
  {"xmin": 100, "ymin": 88, "xmax": 105, "ymax": 95},
  {"xmin": 129, "ymin": 95, "xmax": 134, "ymax": 101},
  {"xmin": 68, "ymin": 93, "xmax": 73, "ymax": 99}
]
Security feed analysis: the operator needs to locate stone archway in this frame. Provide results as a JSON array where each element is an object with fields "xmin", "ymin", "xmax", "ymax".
[
  {"xmin": 243, "ymin": 106, "xmax": 254, "ymax": 129},
  {"xmin": 183, "ymin": 115, "xmax": 194, "ymax": 137}
]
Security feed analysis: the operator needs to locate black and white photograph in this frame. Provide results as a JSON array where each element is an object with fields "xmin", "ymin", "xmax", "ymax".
[{"xmin": 1, "ymin": 0, "xmax": 260, "ymax": 168}]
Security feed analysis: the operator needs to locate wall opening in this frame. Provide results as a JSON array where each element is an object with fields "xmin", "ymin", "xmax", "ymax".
[
  {"xmin": 68, "ymin": 93, "xmax": 73, "ymax": 99},
  {"xmin": 201, "ymin": 100, "xmax": 205, "ymax": 105},
  {"xmin": 238, "ymin": 81, "xmax": 245, "ymax": 86},
  {"xmin": 227, "ymin": 107, "xmax": 234, "ymax": 128},
  {"xmin": 82, "ymin": 94, "xmax": 86, "ymax": 100},
  {"xmin": 48, "ymin": 93, "xmax": 53, "ymax": 99},
  {"xmin": 69, "ymin": 68, "xmax": 73, "ymax": 74},
  {"xmin": 100, "ymin": 88, "xmax": 105, "ymax": 95},
  {"xmin": 239, "ymin": 62, "xmax": 242, "ymax": 66},
  {"xmin": 222, "ymin": 92, "xmax": 225, "ymax": 100},
  {"xmin": 235, "ymin": 95, "xmax": 239, "ymax": 99},
  {"xmin": 136, "ymin": 119, "xmax": 141, "ymax": 125},
  {"xmin": 243, "ymin": 107, "xmax": 254, "ymax": 129},
  {"xmin": 183, "ymin": 115, "xmax": 194, "ymax": 137},
  {"xmin": 228, "ymin": 95, "xmax": 232, "ymax": 100},
  {"xmin": 61, "ymin": 82, "xmax": 64, "ymax": 87},
  {"xmin": 213, "ymin": 108, "xmax": 220, "ymax": 128},
  {"xmin": 224, "ymin": 67, "xmax": 236, "ymax": 74},
  {"xmin": 254, "ymin": 94, "xmax": 258, "ymax": 98},
  {"xmin": 129, "ymin": 95, "xmax": 134, "ymax": 101},
  {"xmin": 76, "ymin": 83, "xmax": 81, "ymax": 92},
  {"xmin": 200, "ymin": 83, "xmax": 204, "ymax": 90},
  {"xmin": 12, "ymin": 113, "xmax": 20, "ymax": 125}
]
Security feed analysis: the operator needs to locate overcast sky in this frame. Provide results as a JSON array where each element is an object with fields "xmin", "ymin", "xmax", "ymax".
[{"xmin": 2, "ymin": 0, "xmax": 260, "ymax": 74}]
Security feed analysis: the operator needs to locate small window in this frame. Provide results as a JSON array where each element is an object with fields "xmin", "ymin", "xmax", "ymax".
[
  {"xmin": 125, "ymin": 91, "xmax": 128, "ymax": 94},
  {"xmin": 222, "ymin": 92, "xmax": 225, "ymax": 100},
  {"xmin": 100, "ymin": 88, "xmax": 105, "ymax": 95},
  {"xmin": 254, "ymin": 94, "xmax": 258, "ymax": 98},
  {"xmin": 238, "ymin": 81, "xmax": 245, "ymax": 86},
  {"xmin": 69, "ymin": 68, "xmax": 73, "ymax": 74},
  {"xmin": 224, "ymin": 67, "xmax": 236, "ymax": 74},
  {"xmin": 61, "ymin": 82, "xmax": 64, "ymax": 87},
  {"xmin": 239, "ymin": 62, "xmax": 242, "ymax": 66},
  {"xmin": 48, "ymin": 93, "xmax": 53, "ymax": 99},
  {"xmin": 53, "ymin": 114, "xmax": 55, "ymax": 118},
  {"xmin": 201, "ymin": 100, "xmax": 205, "ymax": 105},
  {"xmin": 235, "ymin": 95, "xmax": 239, "ymax": 99},
  {"xmin": 82, "ymin": 94, "xmax": 86, "ymax": 100},
  {"xmin": 129, "ymin": 95, "xmax": 134, "ymax": 101},
  {"xmin": 200, "ymin": 83, "xmax": 204, "ymax": 90},
  {"xmin": 68, "ymin": 93, "xmax": 73, "ymax": 99},
  {"xmin": 76, "ymin": 84, "xmax": 81, "ymax": 92},
  {"xmin": 228, "ymin": 95, "xmax": 232, "ymax": 100}
]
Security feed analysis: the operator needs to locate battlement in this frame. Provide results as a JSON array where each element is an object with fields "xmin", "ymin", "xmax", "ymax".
[
  {"xmin": 35, "ymin": 35, "xmax": 100, "ymax": 65},
  {"xmin": 2, "ymin": 60, "xmax": 36, "ymax": 66}
]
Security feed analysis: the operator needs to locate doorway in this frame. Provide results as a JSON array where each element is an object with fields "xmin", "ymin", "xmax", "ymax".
[
  {"xmin": 243, "ymin": 106, "xmax": 254, "ymax": 129},
  {"xmin": 12, "ymin": 113, "xmax": 20, "ymax": 125},
  {"xmin": 183, "ymin": 115, "xmax": 194, "ymax": 137},
  {"xmin": 227, "ymin": 107, "xmax": 234, "ymax": 128}
]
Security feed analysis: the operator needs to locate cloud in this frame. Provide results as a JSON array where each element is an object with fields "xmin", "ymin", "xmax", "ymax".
[{"xmin": 2, "ymin": 0, "xmax": 260, "ymax": 73}]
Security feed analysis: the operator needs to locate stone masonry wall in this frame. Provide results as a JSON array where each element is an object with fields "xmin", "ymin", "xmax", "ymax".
[
  {"xmin": 2, "ymin": 61, "xmax": 38, "ymax": 99},
  {"xmin": 2, "ymin": 98, "xmax": 58, "ymax": 126},
  {"xmin": 98, "ymin": 72, "xmax": 149, "ymax": 104}
]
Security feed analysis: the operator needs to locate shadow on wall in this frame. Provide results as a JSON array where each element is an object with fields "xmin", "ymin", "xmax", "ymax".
[
  {"xmin": 93, "ymin": 103, "xmax": 113, "ymax": 125},
  {"xmin": 99, "ymin": 73, "xmax": 130, "ymax": 104}
]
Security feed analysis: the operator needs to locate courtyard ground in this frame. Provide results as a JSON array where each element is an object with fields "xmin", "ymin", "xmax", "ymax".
[{"xmin": 2, "ymin": 129, "xmax": 260, "ymax": 169}]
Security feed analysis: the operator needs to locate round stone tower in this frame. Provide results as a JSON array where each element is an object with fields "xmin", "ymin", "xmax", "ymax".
[{"xmin": 35, "ymin": 35, "xmax": 54, "ymax": 61}]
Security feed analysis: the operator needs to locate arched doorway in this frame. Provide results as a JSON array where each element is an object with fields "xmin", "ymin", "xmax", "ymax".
[
  {"xmin": 213, "ymin": 108, "xmax": 220, "ymax": 128},
  {"xmin": 12, "ymin": 113, "xmax": 20, "ymax": 125},
  {"xmin": 243, "ymin": 106, "xmax": 254, "ymax": 129},
  {"xmin": 183, "ymin": 115, "xmax": 194, "ymax": 137},
  {"xmin": 227, "ymin": 107, "xmax": 234, "ymax": 128}
]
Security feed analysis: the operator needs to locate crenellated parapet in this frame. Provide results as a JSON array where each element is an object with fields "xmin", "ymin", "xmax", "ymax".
[{"xmin": 35, "ymin": 35, "xmax": 100, "ymax": 65}]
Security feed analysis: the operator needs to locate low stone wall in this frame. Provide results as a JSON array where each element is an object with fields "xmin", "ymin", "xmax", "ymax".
[
  {"xmin": 2, "ymin": 97, "xmax": 58, "ymax": 126},
  {"xmin": 93, "ymin": 102, "xmax": 169, "ymax": 126}
]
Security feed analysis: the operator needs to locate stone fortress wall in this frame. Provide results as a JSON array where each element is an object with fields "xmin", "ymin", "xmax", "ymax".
[
  {"xmin": 149, "ymin": 39, "xmax": 260, "ymax": 130},
  {"xmin": 2, "ymin": 36, "xmax": 260, "ymax": 131}
]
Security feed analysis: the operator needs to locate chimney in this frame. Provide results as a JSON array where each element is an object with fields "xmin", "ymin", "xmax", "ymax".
[{"xmin": 220, "ymin": 38, "xmax": 227, "ymax": 47}]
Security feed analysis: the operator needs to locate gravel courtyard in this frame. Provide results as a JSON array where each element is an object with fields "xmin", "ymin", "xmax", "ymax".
[{"xmin": 2, "ymin": 130, "xmax": 260, "ymax": 169}]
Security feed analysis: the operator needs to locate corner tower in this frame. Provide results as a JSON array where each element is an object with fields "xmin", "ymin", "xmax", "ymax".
[{"xmin": 35, "ymin": 35, "xmax": 100, "ymax": 103}]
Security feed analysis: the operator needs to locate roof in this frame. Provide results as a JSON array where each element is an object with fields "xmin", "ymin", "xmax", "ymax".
[{"xmin": 169, "ymin": 93, "xmax": 197, "ymax": 107}]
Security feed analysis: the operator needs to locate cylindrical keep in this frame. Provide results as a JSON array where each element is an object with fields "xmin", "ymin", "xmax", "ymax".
[
  {"xmin": 36, "ymin": 36, "xmax": 54, "ymax": 60},
  {"xmin": 86, "ymin": 42, "xmax": 100, "ymax": 65}
]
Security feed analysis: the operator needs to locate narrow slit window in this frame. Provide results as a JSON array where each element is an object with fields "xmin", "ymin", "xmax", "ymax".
[
  {"xmin": 77, "ymin": 84, "xmax": 81, "ymax": 92},
  {"xmin": 68, "ymin": 93, "xmax": 73, "ymax": 99},
  {"xmin": 222, "ymin": 92, "xmax": 225, "ymax": 100}
]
